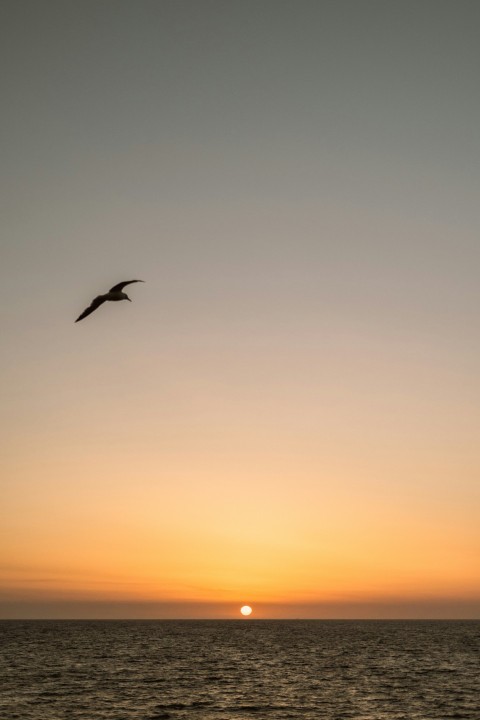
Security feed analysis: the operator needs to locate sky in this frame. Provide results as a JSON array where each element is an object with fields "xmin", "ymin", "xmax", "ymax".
[{"xmin": 1, "ymin": 0, "xmax": 479, "ymax": 619}]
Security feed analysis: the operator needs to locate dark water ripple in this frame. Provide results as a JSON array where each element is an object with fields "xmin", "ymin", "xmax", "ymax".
[{"xmin": 0, "ymin": 620, "xmax": 478, "ymax": 719}]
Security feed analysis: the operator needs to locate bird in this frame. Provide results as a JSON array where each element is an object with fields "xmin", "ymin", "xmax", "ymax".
[{"xmin": 75, "ymin": 280, "xmax": 145, "ymax": 322}]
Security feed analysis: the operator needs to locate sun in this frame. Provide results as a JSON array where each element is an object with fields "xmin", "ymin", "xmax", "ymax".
[{"xmin": 240, "ymin": 605, "xmax": 252, "ymax": 616}]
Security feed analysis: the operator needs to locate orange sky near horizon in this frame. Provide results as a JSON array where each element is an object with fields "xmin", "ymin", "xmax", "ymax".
[{"xmin": 3, "ymin": 397, "xmax": 479, "ymax": 616}]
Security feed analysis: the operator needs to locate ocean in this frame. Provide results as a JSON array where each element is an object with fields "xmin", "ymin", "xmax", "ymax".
[{"xmin": 0, "ymin": 620, "xmax": 478, "ymax": 719}]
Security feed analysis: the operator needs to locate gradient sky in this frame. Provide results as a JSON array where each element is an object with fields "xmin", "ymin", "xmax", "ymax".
[{"xmin": 1, "ymin": 0, "xmax": 479, "ymax": 619}]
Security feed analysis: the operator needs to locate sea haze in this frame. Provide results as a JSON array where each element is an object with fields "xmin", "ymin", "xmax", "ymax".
[{"xmin": 1, "ymin": 620, "xmax": 478, "ymax": 719}]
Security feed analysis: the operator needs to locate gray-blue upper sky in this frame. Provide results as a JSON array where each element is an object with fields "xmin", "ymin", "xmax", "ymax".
[
  {"xmin": 2, "ymin": 1, "xmax": 480, "ymax": 323},
  {"xmin": 1, "ymin": 1, "xmax": 479, "ymax": 617}
]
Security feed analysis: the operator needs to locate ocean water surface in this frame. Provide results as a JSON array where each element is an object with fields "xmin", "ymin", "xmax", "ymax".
[{"xmin": 0, "ymin": 620, "xmax": 478, "ymax": 719}]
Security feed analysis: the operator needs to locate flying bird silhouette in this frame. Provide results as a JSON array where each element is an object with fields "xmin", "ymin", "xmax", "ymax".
[{"xmin": 75, "ymin": 280, "xmax": 145, "ymax": 322}]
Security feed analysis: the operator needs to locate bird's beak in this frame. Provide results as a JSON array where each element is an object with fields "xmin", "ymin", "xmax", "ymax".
[{"xmin": 127, "ymin": 297, "xmax": 132, "ymax": 302}]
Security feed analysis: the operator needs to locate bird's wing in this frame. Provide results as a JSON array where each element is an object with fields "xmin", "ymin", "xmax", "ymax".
[
  {"xmin": 75, "ymin": 294, "xmax": 107, "ymax": 322},
  {"xmin": 109, "ymin": 279, "xmax": 145, "ymax": 293}
]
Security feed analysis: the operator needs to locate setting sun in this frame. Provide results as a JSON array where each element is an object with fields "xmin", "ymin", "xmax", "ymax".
[{"xmin": 240, "ymin": 605, "xmax": 252, "ymax": 616}]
